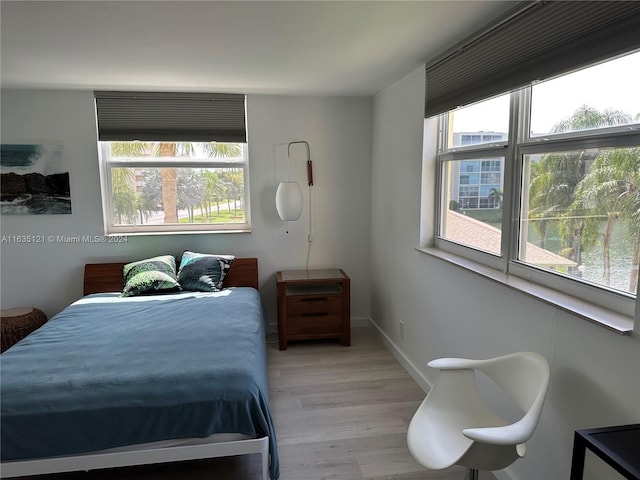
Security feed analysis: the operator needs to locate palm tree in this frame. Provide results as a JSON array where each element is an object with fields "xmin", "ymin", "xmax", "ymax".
[
  {"xmin": 615, "ymin": 149, "xmax": 640, "ymax": 292},
  {"xmin": 551, "ymin": 105, "xmax": 631, "ymax": 134},
  {"xmin": 109, "ymin": 142, "xmax": 148, "ymax": 158},
  {"xmin": 225, "ymin": 169, "xmax": 244, "ymax": 216},
  {"xmin": 177, "ymin": 168, "xmax": 207, "ymax": 222},
  {"xmin": 111, "ymin": 168, "xmax": 137, "ymax": 223},
  {"xmin": 200, "ymin": 142, "xmax": 241, "ymax": 159},
  {"xmin": 109, "ymin": 143, "xmax": 143, "ymax": 223},
  {"xmin": 110, "ymin": 142, "xmax": 243, "ymax": 224},
  {"xmin": 528, "ymin": 161, "xmax": 554, "ymax": 249},
  {"xmin": 160, "ymin": 142, "xmax": 241, "ymax": 223},
  {"xmin": 202, "ymin": 171, "xmax": 223, "ymax": 218},
  {"xmin": 529, "ymin": 150, "xmax": 591, "ymax": 266},
  {"xmin": 530, "ymin": 106, "xmax": 633, "ymax": 273},
  {"xmin": 110, "ymin": 142, "xmax": 153, "ymax": 224},
  {"xmin": 157, "ymin": 143, "xmax": 179, "ymax": 223},
  {"xmin": 574, "ymin": 147, "xmax": 640, "ymax": 292},
  {"xmin": 487, "ymin": 187, "xmax": 503, "ymax": 209}
]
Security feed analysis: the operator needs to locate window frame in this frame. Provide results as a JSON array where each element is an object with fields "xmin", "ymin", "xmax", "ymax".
[
  {"xmin": 433, "ymin": 79, "xmax": 639, "ymax": 320},
  {"xmin": 98, "ymin": 142, "xmax": 251, "ymax": 235}
]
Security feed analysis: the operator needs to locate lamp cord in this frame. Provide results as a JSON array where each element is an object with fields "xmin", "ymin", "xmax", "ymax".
[
  {"xmin": 306, "ymin": 184, "xmax": 312, "ymax": 271},
  {"xmin": 285, "ymin": 140, "xmax": 313, "ymax": 270}
]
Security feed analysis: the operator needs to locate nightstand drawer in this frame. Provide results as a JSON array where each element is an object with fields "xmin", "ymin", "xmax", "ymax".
[
  {"xmin": 287, "ymin": 314, "xmax": 342, "ymax": 335},
  {"xmin": 286, "ymin": 294, "xmax": 342, "ymax": 316}
]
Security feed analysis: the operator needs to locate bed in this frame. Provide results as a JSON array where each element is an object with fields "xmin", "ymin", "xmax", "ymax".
[{"xmin": 0, "ymin": 257, "xmax": 279, "ymax": 480}]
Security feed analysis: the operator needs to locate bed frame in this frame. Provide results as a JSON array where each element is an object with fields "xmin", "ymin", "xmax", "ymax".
[
  {"xmin": 1, "ymin": 438, "xmax": 269, "ymax": 479},
  {"xmin": 83, "ymin": 257, "xmax": 259, "ymax": 295},
  {"xmin": 2, "ymin": 257, "xmax": 272, "ymax": 480}
]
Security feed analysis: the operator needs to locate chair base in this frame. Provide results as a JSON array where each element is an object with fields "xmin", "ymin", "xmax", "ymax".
[{"xmin": 465, "ymin": 468, "xmax": 479, "ymax": 480}]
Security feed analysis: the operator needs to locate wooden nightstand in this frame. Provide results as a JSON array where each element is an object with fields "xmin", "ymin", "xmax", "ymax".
[{"xmin": 276, "ymin": 269, "xmax": 350, "ymax": 350}]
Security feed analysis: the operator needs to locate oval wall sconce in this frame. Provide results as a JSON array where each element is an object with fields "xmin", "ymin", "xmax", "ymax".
[
  {"xmin": 275, "ymin": 181, "xmax": 303, "ymax": 221},
  {"xmin": 276, "ymin": 140, "xmax": 313, "ymax": 222}
]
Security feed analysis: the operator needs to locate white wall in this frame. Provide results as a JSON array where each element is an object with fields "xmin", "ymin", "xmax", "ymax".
[
  {"xmin": 0, "ymin": 90, "xmax": 372, "ymax": 327},
  {"xmin": 370, "ymin": 67, "xmax": 640, "ymax": 480}
]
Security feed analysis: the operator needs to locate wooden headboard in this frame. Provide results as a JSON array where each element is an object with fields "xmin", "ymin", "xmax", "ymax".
[{"xmin": 83, "ymin": 257, "xmax": 259, "ymax": 296}]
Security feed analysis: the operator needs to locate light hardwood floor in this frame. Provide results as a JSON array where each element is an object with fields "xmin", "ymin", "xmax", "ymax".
[{"xmin": 17, "ymin": 328, "xmax": 495, "ymax": 480}]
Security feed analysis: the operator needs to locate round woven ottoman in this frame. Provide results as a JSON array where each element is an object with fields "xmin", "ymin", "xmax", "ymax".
[{"xmin": 1, "ymin": 307, "xmax": 48, "ymax": 353}]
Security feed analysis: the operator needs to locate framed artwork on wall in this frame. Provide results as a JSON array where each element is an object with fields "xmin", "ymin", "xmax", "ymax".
[{"xmin": 0, "ymin": 144, "xmax": 71, "ymax": 215}]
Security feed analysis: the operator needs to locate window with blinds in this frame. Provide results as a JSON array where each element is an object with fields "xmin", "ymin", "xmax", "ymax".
[
  {"xmin": 425, "ymin": 3, "xmax": 640, "ymax": 327},
  {"xmin": 95, "ymin": 92, "xmax": 250, "ymax": 235}
]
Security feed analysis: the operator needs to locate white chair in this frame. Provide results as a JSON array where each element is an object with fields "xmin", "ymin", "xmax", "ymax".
[{"xmin": 407, "ymin": 352, "xmax": 550, "ymax": 480}]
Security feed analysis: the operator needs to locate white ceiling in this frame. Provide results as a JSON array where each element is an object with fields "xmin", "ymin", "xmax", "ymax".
[{"xmin": 1, "ymin": 0, "xmax": 516, "ymax": 96}]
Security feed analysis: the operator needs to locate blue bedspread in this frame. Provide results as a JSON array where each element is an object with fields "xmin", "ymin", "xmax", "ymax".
[{"xmin": 0, "ymin": 288, "xmax": 279, "ymax": 479}]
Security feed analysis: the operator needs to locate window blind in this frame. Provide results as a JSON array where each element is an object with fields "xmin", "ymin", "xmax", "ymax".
[
  {"xmin": 94, "ymin": 91, "xmax": 247, "ymax": 142},
  {"xmin": 424, "ymin": 1, "xmax": 640, "ymax": 118}
]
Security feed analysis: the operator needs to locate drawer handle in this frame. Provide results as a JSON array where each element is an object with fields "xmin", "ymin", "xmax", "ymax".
[
  {"xmin": 302, "ymin": 312, "xmax": 329, "ymax": 317},
  {"xmin": 301, "ymin": 297, "xmax": 328, "ymax": 302}
]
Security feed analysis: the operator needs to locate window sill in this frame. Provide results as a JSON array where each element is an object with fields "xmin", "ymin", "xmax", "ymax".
[
  {"xmin": 105, "ymin": 229, "xmax": 252, "ymax": 236},
  {"xmin": 416, "ymin": 247, "xmax": 634, "ymax": 335}
]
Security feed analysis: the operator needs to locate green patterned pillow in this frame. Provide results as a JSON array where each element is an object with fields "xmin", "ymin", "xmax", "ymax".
[
  {"xmin": 177, "ymin": 251, "xmax": 235, "ymax": 292},
  {"xmin": 121, "ymin": 255, "xmax": 181, "ymax": 297}
]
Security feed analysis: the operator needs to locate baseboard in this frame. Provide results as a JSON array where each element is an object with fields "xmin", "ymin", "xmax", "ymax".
[{"xmin": 367, "ymin": 318, "xmax": 432, "ymax": 393}]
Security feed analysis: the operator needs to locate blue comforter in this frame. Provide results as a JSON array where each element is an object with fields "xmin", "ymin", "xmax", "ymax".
[{"xmin": 0, "ymin": 288, "xmax": 279, "ymax": 479}]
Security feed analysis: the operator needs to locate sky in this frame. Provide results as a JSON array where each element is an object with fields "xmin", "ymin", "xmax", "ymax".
[{"xmin": 453, "ymin": 50, "xmax": 640, "ymax": 135}]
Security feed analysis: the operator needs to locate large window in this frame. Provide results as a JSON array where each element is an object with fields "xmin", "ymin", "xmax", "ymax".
[
  {"xmin": 99, "ymin": 142, "xmax": 250, "ymax": 234},
  {"xmin": 95, "ymin": 91, "xmax": 250, "ymax": 235},
  {"xmin": 434, "ymin": 51, "xmax": 640, "ymax": 318}
]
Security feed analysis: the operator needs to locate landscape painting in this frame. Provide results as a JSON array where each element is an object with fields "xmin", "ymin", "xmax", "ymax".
[{"xmin": 1, "ymin": 144, "xmax": 71, "ymax": 215}]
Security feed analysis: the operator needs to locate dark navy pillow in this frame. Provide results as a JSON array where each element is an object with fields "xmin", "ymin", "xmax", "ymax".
[{"xmin": 177, "ymin": 251, "xmax": 235, "ymax": 292}]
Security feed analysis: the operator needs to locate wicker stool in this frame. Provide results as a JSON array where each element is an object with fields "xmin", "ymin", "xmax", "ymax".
[{"xmin": 1, "ymin": 307, "xmax": 48, "ymax": 353}]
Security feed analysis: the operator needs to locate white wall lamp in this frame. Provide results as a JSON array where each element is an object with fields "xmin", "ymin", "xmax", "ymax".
[
  {"xmin": 276, "ymin": 141, "xmax": 315, "ymax": 267},
  {"xmin": 276, "ymin": 140, "xmax": 313, "ymax": 224},
  {"xmin": 275, "ymin": 181, "xmax": 304, "ymax": 222}
]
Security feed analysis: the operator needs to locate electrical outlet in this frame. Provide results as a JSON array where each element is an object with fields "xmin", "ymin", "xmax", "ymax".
[{"xmin": 399, "ymin": 321, "xmax": 405, "ymax": 342}]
